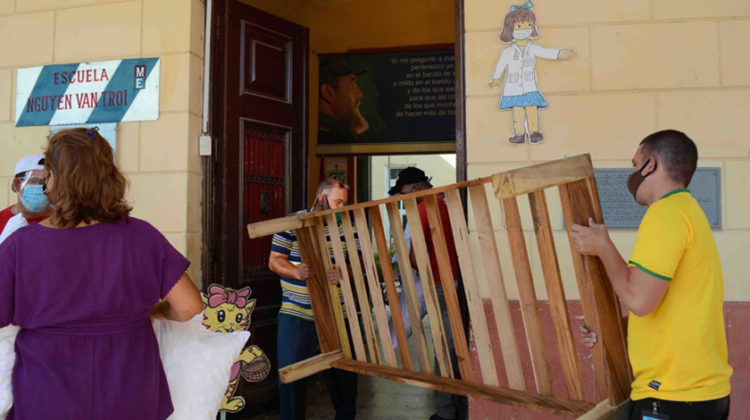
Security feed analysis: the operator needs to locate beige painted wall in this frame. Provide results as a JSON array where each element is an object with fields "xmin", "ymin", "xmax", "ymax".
[
  {"xmin": 0, "ymin": 0, "xmax": 206, "ymax": 285},
  {"xmin": 464, "ymin": 0, "xmax": 750, "ymax": 300}
]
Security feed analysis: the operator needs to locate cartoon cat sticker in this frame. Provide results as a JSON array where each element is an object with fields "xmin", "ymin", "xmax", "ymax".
[{"xmin": 202, "ymin": 284, "xmax": 271, "ymax": 413}]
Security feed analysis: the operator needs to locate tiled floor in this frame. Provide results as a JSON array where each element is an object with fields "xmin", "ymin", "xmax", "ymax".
[
  {"xmin": 252, "ymin": 310, "xmax": 444, "ymax": 419},
  {"xmin": 305, "ymin": 373, "xmax": 436, "ymax": 419},
  {"xmin": 250, "ymin": 373, "xmax": 435, "ymax": 420}
]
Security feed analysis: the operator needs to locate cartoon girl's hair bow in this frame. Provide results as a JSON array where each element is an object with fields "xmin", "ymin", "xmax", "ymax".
[
  {"xmin": 207, "ymin": 284, "xmax": 252, "ymax": 308},
  {"xmin": 510, "ymin": 0, "xmax": 533, "ymax": 12}
]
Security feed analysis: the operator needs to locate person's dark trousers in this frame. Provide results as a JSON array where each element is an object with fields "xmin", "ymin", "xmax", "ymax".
[
  {"xmin": 277, "ymin": 313, "xmax": 358, "ymax": 420},
  {"xmin": 616, "ymin": 396, "xmax": 730, "ymax": 420},
  {"xmin": 323, "ymin": 366, "xmax": 357, "ymax": 420},
  {"xmin": 277, "ymin": 313, "xmax": 318, "ymax": 420}
]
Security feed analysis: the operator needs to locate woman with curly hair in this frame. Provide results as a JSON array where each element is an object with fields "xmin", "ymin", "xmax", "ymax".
[{"xmin": 0, "ymin": 127, "xmax": 203, "ymax": 419}]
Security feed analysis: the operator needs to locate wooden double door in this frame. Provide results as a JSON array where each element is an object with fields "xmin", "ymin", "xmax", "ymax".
[{"xmin": 208, "ymin": 0, "xmax": 308, "ymax": 416}]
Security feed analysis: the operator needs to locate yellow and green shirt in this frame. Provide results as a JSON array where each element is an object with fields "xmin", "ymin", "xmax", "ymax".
[{"xmin": 627, "ymin": 189, "xmax": 732, "ymax": 401}]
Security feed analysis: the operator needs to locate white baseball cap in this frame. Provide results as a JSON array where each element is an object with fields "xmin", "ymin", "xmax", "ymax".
[{"xmin": 13, "ymin": 154, "xmax": 45, "ymax": 178}]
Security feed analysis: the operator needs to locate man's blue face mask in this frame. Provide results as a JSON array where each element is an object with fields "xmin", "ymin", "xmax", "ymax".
[{"xmin": 20, "ymin": 184, "xmax": 49, "ymax": 213}]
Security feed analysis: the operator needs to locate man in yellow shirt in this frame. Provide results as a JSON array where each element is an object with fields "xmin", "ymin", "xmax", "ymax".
[{"xmin": 571, "ymin": 129, "xmax": 732, "ymax": 419}]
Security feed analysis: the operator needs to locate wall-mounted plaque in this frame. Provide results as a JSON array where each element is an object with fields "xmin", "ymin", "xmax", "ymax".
[{"xmin": 593, "ymin": 167, "xmax": 721, "ymax": 229}]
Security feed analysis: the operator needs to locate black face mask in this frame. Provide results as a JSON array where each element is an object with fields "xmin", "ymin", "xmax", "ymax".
[{"xmin": 627, "ymin": 159, "xmax": 656, "ymax": 200}]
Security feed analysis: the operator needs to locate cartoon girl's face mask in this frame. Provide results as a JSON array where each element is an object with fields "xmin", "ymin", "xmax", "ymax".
[{"xmin": 513, "ymin": 29, "xmax": 533, "ymax": 40}]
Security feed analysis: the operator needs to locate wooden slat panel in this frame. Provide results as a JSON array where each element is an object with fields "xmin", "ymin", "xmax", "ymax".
[
  {"xmin": 559, "ymin": 180, "xmax": 631, "ymax": 405},
  {"xmin": 463, "ymin": 186, "xmax": 526, "ymax": 390},
  {"xmin": 437, "ymin": 192, "xmax": 498, "ymax": 385},
  {"xmin": 340, "ymin": 210, "xmax": 380, "ymax": 364},
  {"xmin": 386, "ymin": 202, "xmax": 433, "ymax": 374},
  {"xmin": 528, "ymin": 190, "xmax": 585, "ymax": 400},
  {"xmin": 422, "ymin": 194, "xmax": 475, "ymax": 382},
  {"xmin": 332, "ymin": 359, "xmax": 595, "ymax": 418},
  {"xmin": 279, "ymin": 350, "xmax": 343, "ymax": 384},
  {"xmin": 369, "ymin": 205, "xmax": 413, "ymax": 370},
  {"xmin": 353, "ymin": 208, "xmax": 397, "ymax": 367},
  {"xmin": 311, "ymin": 220, "xmax": 352, "ymax": 359},
  {"xmin": 295, "ymin": 227, "xmax": 341, "ymax": 353},
  {"xmin": 403, "ymin": 198, "xmax": 453, "ymax": 378},
  {"xmin": 325, "ymin": 213, "xmax": 367, "ymax": 362},
  {"xmin": 493, "ymin": 154, "xmax": 594, "ymax": 200},
  {"xmin": 502, "ymin": 197, "xmax": 553, "ymax": 395}
]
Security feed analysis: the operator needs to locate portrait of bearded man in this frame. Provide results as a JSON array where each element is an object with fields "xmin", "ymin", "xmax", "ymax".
[{"xmin": 318, "ymin": 57, "xmax": 370, "ymax": 144}]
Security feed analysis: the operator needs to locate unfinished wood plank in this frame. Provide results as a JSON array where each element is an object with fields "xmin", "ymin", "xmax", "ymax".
[
  {"xmin": 558, "ymin": 182, "xmax": 608, "ymax": 401},
  {"xmin": 403, "ymin": 198, "xmax": 453, "ymax": 378},
  {"xmin": 386, "ymin": 201, "xmax": 433, "ymax": 374},
  {"xmin": 422, "ymin": 194, "xmax": 475, "ymax": 383},
  {"xmin": 289, "ymin": 177, "xmax": 493, "ymax": 226},
  {"xmin": 492, "ymin": 154, "xmax": 594, "ymax": 200},
  {"xmin": 247, "ymin": 214, "xmax": 305, "ymax": 238},
  {"xmin": 353, "ymin": 208, "xmax": 397, "ymax": 367},
  {"xmin": 584, "ymin": 176, "xmax": 628, "ymax": 355},
  {"xmin": 580, "ymin": 178, "xmax": 631, "ymax": 403},
  {"xmin": 325, "ymin": 213, "xmax": 367, "ymax": 362},
  {"xmin": 295, "ymin": 227, "xmax": 341, "ymax": 353},
  {"xmin": 463, "ymin": 186, "xmax": 526, "ymax": 391},
  {"xmin": 370, "ymin": 205, "xmax": 413, "ymax": 370},
  {"xmin": 311, "ymin": 220, "xmax": 352, "ymax": 360},
  {"xmin": 576, "ymin": 399, "xmax": 622, "ymax": 420},
  {"xmin": 528, "ymin": 190, "xmax": 585, "ymax": 401},
  {"xmin": 502, "ymin": 197, "xmax": 553, "ymax": 395},
  {"xmin": 332, "ymin": 359, "xmax": 594, "ymax": 418},
  {"xmin": 559, "ymin": 180, "xmax": 630, "ymax": 405},
  {"xmin": 340, "ymin": 210, "xmax": 380, "ymax": 365},
  {"xmin": 279, "ymin": 350, "xmax": 343, "ymax": 384},
  {"xmin": 586, "ymin": 174, "xmax": 630, "ymax": 351},
  {"xmin": 435, "ymin": 191, "xmax": 498, "ymax": 386}
]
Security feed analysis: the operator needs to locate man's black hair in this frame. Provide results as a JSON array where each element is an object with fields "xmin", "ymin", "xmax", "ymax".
[{"xmin": 639, "ymin": 129, "xmax": 698, "ymax": 186}]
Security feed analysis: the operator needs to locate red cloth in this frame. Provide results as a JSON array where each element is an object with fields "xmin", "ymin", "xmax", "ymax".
[
  {"xmin": 0, "ymin": 206, "xmax": 13, "ymax": 233},
  {"xmin": 417, "ymin": 193, "xmax": 459, "ymax": 285},
  {"xmin": 0, "ymin": 205, "xmax": 47, "ymax": 234}
]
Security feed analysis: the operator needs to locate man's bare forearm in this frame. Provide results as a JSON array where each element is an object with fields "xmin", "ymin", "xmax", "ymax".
[{"xmin": 595, "ymin": 238, "xmax": 634, "ymax": 308}]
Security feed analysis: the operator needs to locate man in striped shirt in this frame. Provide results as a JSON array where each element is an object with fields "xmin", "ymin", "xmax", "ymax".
[{"xmin": 269, "ymin": 179, "xmax": 358, "ymax": 420}]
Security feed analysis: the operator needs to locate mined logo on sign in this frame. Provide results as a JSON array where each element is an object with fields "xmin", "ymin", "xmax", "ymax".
[{"xmin": 134, "ymin": 65, "xmax": 147, "ymax": 90}]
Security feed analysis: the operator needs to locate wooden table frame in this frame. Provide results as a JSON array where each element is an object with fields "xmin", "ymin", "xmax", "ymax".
[{"xmin": 248, "ymin": 154, "xmax": 631, "ymax": 418}]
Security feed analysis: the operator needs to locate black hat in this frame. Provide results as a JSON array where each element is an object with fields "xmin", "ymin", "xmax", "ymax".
[
  {"xmin": 319, "ymin": 57, "xmax": 368, "ymax": 86},
  {"xmin": 388, "ymin": 167, "xmax": 431, "ymax": 196}
]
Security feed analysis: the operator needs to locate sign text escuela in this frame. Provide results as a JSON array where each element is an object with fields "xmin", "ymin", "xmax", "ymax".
[{"xmin": 15, "ymin": 58, "xmax": 160, "ymax": 127}]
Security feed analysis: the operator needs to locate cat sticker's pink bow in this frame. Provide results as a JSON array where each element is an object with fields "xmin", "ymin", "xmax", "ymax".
[{"xmin": 207, "ymin": 285, "xmax": 251, "ymax": 308}]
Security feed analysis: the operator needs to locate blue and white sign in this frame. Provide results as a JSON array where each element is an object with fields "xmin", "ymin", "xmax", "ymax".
[{"xmin": 15, "ymin": 57, "xmax": 160, "ymax": 127}]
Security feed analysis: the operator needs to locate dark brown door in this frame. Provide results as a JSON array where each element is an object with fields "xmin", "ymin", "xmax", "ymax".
[{"xmin": 208, "ymin": 0, "xmax": 308, "ymax": 416}]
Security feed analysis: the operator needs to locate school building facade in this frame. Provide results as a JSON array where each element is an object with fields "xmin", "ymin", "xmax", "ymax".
[{"xmin": 0, "ymin": 0, "xmax": 748, "ymax": 418}]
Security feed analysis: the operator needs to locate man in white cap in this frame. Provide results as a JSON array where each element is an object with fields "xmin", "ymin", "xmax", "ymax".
[{"xmin": 0, "ymin": 154, "xmax": 51, "ymax": 244}]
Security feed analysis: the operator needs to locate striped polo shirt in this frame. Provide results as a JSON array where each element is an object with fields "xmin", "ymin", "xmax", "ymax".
[{"xmin": 271, "ymin": 211, "xmax": 359, "ymax": 320}]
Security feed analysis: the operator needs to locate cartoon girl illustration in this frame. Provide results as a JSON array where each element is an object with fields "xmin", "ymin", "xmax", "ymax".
[
  {"xmin": 202, "ymin": 284, "xmax": 271, "ymax": 413},
  {"xmin": 488, "ymin": 1, "xmax": 574, "ymax": 144}
]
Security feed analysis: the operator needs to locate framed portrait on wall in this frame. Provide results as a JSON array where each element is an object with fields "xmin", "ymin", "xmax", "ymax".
[{"xmin": 316, "ymin": 45, "xmax": 456, "ymax": 156}]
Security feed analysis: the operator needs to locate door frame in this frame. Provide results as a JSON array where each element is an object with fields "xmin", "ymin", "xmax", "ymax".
[
  {"xmin": 454, "ymin": 0, "xmax": 467, "ymax": 185},
  {"xmin": 201, "ymin": 0, "xmax": 468, "ymax": 283}
]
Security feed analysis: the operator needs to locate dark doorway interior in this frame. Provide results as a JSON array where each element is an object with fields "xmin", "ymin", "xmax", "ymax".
[{"xmin": 206, "ymin": 0, "xmax": 309, "ymax": 416}]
